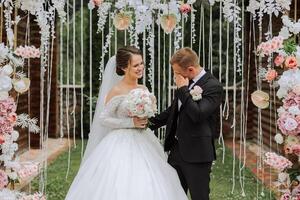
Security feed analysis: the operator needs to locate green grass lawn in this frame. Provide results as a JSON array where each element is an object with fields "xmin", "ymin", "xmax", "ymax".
[{"xmin": 30, "ymin": 141, "xmax": 275, "ymax": 200}]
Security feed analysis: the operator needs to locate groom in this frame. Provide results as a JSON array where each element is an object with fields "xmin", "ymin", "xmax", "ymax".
[{"xmin": 149, "ymin": 48, "xmax": 223, "ymax": 200}]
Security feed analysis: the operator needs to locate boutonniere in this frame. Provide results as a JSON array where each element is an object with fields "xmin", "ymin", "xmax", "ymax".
[{"xmin": 190, "ymin": 85, "xmax": 203, "ymax": 101}]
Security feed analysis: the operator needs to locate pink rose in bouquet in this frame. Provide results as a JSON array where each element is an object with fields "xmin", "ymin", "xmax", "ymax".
[
  {"xmin": 125, "ymin": 89, "xmax": 157, "ymax": 118},
  {"xmin": 275, "ymin": 55, "xmax": 285, "ymax": 66},
  {"xmin": 285, "ymin": 56, "xmax": 298, "ymax": 69},
  {"xmin": 264, "ymin": 69, "xmax": 278, "ymax": 82}
]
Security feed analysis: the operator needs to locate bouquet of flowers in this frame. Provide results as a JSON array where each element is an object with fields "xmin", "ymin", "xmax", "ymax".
[{"xmin": 125, "ymin": 89, "xmax": 157, "ymax": 118}]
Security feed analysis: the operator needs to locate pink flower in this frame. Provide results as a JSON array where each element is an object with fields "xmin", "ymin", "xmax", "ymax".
[
  {"xmin": 8, "ymin": 112, "xmax": 17, "ymax": 123},
  {"xmin": 292, "ymin": 85, "xmax": 300, "ymax": 95},
  {"xmin": 0, "ymin": 134, "xmax": 5, "ymax": 144},
  {"xmin": 264, "ymin": 69, "xmax": 278, "ymax": 82},
  {"xmin": 274, "ymin": 55, "xmax": 285, "ymax": 66},
  {"xmin": 264, "ymin": 152, "xmax": 293, "ymax": 172},
  {"xmin": 180, "ymin": 4, "xmax": 191, "ymax": 14},
  {"xmin": 280, "ymin": 192, "xmax": 291, "ymax": 200},
  {"xmin": 0, "ymin": 170, "xmax": 8, "ymax": 189},
  {"xmin": 15, "ymin": 45, "xmax": 40, "ymax": 59},
  {"xmin": 285, "ymin": 56, "xmax": 298, "ymax": 69},
  {"xmin": 283, "ymin": 92, "xmax": 300, "ymax": 109},
  {"xmin": 292, "ymin": 144, "xmax": 300, "ymax": 156},
  {"xmin": 277, "ymin": 112, "xmax": 300, "ymax": 135},
  {"xmin": 92, "ymin": 0, "xmax": 102, "ymax": 6}
]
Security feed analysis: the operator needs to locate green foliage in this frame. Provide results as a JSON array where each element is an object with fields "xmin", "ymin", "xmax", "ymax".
[{"xmin": 283, "ymin": 39, "xmax": 297, "ymax": 55}]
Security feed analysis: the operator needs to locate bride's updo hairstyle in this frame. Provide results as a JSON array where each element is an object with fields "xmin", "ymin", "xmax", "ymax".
[{"xmin": 116, "ymin": 46, "xmax": 142, "ymax": 76}]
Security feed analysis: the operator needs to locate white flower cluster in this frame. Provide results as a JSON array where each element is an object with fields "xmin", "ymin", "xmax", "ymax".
[
  {"xmin": 279, "ymin": 15, "xmax": 300, "ymax": 39},
  {"xmin": 277, "ymin": 69, "xmax": 300, "ymax": 99},
  {"xmin": 0, "ymin": 43, "xmax": 9, "ymax": 64},
  {"xmin": 135, "ymin": 5, "xmax": 153, "ymax": 33},
  {"xmin": 0, "ymin": 131, "xmax": 19, "ymax": 165},
  {"xmin": 52, "ymin": 0, "xmax": 66, "ymax": 22},
  {"xmin": 247, "ymin": 0, "xmax": 291, "ymax": 18},
  {"xmin": 146, "ymin": 26, "xmax": 155, "ymax": 88},
  {"xmin": 16, "ymin": 113, "xmax": 40, "ymax": 133},
  {"xmin": 96, "ymin": 2, "xmax": 111, "ymax": 33},
  {"xmin": 19, "ymin": 0, "xmax": 44, "ymax": 14},
  {"xmin": 3, "ymin": 0, "xmax": 14, "ymax": 48}
]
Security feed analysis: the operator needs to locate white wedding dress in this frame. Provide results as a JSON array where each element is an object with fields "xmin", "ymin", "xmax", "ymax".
[{"xmin": 65, "ymin": 90, "xmax": 188, "ymax": 200}]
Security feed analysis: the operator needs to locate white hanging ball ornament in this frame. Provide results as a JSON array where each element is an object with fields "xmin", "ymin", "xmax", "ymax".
[
  {"xmin": 1, "ymin": 64, "xmax": 13, "ymax": 76},
  {"xmin": 0, "ymin": 75, "xmax": 12, "ymax": 92},
  {"xmin": 13, "ymin": 78, "xmax": 30, "ymax": 94},
  {"xmin": 274, "ymin": 133, "xmax": 284, "ymax": 144}
]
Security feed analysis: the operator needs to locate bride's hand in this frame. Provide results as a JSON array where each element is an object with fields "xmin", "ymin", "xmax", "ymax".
[{"xmin": 133, "ymin": 117, "xmax": 148, "ymax": 128}]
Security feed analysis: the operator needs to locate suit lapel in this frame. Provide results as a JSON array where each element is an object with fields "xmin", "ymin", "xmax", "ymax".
[{"xmin": 192, "ymin": 71, "xmax": 211, "ymax": 89}]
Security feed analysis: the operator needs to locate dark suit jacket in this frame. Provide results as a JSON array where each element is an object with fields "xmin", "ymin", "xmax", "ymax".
[{"xmin": 149, "ymin": 72, "xmax": 223, "ymax": 163}]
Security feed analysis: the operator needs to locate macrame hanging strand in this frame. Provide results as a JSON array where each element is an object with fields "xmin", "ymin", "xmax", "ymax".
[
  {"xmin": 157, "ymin": 21, "xmax": 161, "ymax": 139},
  {"xmin": 27, "ymin": 15, "xmax": 31, "ymax": 149},
  {"xmin": 72, "ymin": 0, "xmax": 77, "ymax": 147},
  {"xmin": 239, "ymin": 0, "xmax": 246, "ymax": 195},
  {"xmin": 202, "ymin": 5, "xmax": 205, "ymax": 68},
  {"xmin": 108, "ymin": 11, "xmax": 111, "ymax": 58},
  {"xmin": 158, "ymin": 18, "xmax": 161, "ymax": 115},
  {"xmin": 89, "ymin": 8, "xmax": 93, "ymax": 128},
  {"xmin": 59, "ymin": 22, "xmax": 64, "ymax": 140},
  {"xmin": 181, "ymin": 13, "xmax": 184, "ymax": 47},
  {"xmin": 143, "ymin": 31, "xmax": 146, "ymax": 84},
  {"xmin": 209, "ymin": 5, "xmax": 212, "ymax": 73},
  {"xmin": 198, "ymin": 3, "xmax": 202, "ymax": 63},
  {"xmin": 168, "ymin": 34, "xmax": 172, "ymax": 105},
  {"xmin": 223, "ymin": 22, "xmax": 230, "ymax": 120},
  {"xmin": 0, "ymin": 6, "xmax": 2, "ymax": 42},
  {"xmin": 218, "ymin": 0, "xmax": 226, "ymax": 164},
  {"xmin": 161, "ymin": 32, "xmax": 166, "ymax": 141},
  {"xmin": 80, "ymin": 0, "xmax": 84, "ymax": 158},
  {"xmin": 244, "ymin": 14, "xmax": 253, "ymax": 197},
  {"xmin": 231, "ymin": 0, "xmax": 237, "ymax": 193},
  {"xmin": 65, "ymin": 0, "xmax": 71, "ymax": 179},
  {"xmin": 44, "ymin": 9, "xmax": 57, "ymax": 192}
]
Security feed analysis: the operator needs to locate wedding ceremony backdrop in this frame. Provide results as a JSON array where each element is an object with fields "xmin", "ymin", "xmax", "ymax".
[{"xmin": 0, "ymin": 0, "xmax": 300, "ymax": 199}]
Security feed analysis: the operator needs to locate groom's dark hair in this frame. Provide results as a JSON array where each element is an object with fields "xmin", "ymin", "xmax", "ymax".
[
  {"xmin": 116, "ymin": 46, "xmax": 142, "ymax": 76},
  {"xmin": 170, "ymin": 47, "xmax": 200, "ymax": 69}
]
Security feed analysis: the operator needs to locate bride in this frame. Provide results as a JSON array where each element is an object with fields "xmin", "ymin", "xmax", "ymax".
[{"xmin": 65, "ymin": 46, "xmax": 188, "ymax": 200}]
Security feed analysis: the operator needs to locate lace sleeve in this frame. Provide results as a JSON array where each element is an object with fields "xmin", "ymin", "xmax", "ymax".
[{"xmin": 99, "ymin": 97, "xmax": 135, "ymax": 129}]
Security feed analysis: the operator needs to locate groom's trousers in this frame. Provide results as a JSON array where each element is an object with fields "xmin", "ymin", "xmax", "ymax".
[{"xmin": 168, "ymin": 141, "xmax": 212, "ymax": 200}]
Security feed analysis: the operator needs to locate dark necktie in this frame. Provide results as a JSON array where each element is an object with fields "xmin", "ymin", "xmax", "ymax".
[{"xmin": 188, "ymin": 79, "xmax": 194, "ymax": 88}]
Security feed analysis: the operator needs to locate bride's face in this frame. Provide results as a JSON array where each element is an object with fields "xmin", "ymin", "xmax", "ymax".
[{"xmin": 124, "ymin": 54, "xmax": 144, "ymax": 79}]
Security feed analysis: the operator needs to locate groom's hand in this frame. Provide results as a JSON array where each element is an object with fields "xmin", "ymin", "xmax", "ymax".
[{"xmin": 174, "ymin": 73, "xmax": 189, "ymax": 88}]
